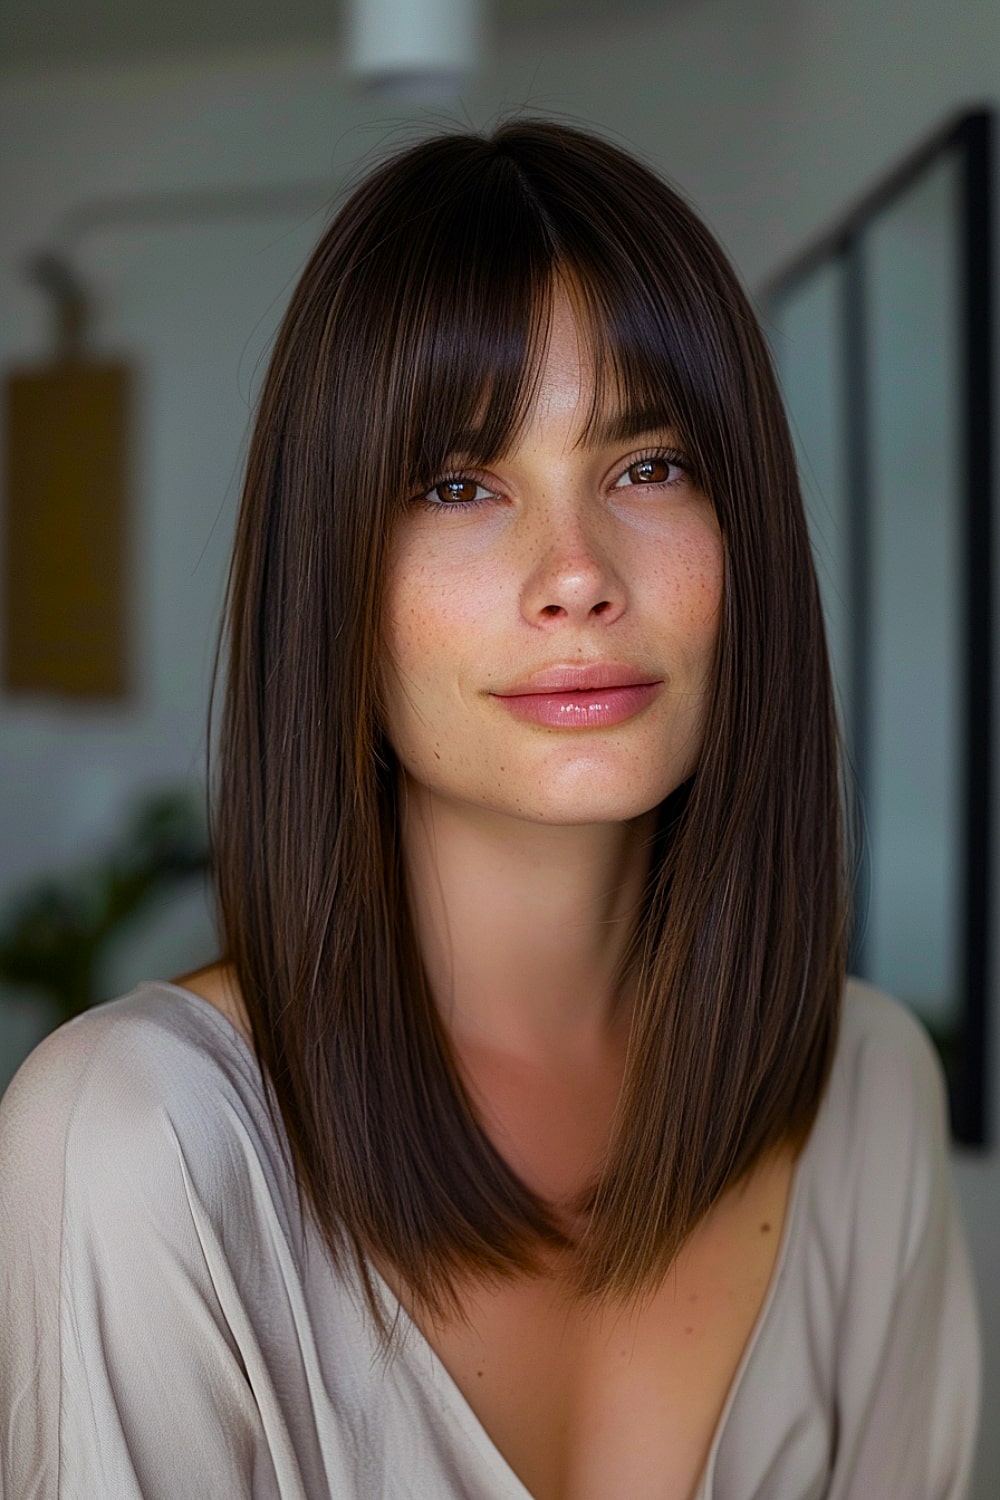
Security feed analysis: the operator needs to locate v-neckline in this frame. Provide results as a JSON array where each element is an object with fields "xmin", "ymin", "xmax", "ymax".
[
  {"xmin": 159, "ymin": 977, "xmax": 816, "ymax": 1500},
  {"xmin": 364, "ymin": 1140, "xmax": 813, "ymax": 1500}
]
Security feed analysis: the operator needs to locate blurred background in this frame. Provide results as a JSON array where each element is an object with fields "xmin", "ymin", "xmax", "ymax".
[{"xmin": 1, "ymin": 0, "xmax": 998, "ymax": 1490}]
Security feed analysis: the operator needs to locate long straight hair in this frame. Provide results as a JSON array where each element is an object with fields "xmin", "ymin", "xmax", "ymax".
[{"xmin": 210, "ymin": 119, "xmax": 848, "ymax": 1356}]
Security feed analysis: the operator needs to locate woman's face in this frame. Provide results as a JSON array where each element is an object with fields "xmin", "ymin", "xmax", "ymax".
[{"xmin": 381, "ymin": 289, "xmax": 724, "ymax": 827}]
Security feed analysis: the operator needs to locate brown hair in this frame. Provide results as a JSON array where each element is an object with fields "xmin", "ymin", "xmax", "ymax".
[{"xmin": 209, "ymin": 118, "xmax": 847, "ymax": 1356}]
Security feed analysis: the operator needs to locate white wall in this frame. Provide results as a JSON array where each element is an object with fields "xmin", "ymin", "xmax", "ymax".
[
  {"xmin": 0, "ymin": 54, "xmax": 392, "ymax": 1064},
  {"xmin": 1, "ymin": 2, "xmax": 997, "ymax": 1489}
]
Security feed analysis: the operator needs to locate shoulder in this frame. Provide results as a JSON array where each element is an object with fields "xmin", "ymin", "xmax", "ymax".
[
  {"xmin": 0, "ymin": 988, "xmax": 313, "ymax": 1495},
  {"xmin": 0, "ymin": 982, "xmax": 284, "ymax": 1251},
  {"xmin": 806, "ymin": 977, "xmax": 957, "ymax": 1274},
  {"xmin": 839, "ymin": 974, "xmax": 945, "ymax": 1077},
  {"xmin": 1, "ymin": 981, "xmax": 253, "ymax": 1147},
  {"xmin": 835, "ymin": 975, "xmax": 949, "ymax": 1140}
]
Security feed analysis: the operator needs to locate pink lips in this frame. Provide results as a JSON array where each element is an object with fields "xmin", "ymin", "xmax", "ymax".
[{"xmin": 491, "ymin": 663, "xmax": 662, "ymax": 729}]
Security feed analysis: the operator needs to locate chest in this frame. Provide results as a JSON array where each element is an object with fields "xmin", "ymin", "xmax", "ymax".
[{"xmin": 381, "ymin": 1152, "xmax": 794, "ymax": 1500}]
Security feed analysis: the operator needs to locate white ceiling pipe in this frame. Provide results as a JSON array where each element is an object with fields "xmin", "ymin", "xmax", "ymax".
[{"xmin": 345, "ymin": 0, "xmax": 483, "ymax": 102}]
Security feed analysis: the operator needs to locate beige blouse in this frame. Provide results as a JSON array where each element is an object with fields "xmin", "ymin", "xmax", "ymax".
[{"xmin": 0, "ymin": 976, "xmax": 981, "ymax": 1498}]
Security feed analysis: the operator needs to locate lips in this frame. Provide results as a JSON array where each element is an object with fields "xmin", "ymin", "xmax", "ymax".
[
  {"xmin": 494, "ymin": 662, "xmax": 660, "ymax": 696},
  {"xmin": 489, "ymin": 664, "xmax": 662, "ymax": 729}
]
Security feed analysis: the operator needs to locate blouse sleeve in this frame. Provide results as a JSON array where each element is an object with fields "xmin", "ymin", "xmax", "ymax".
[
  {"xmin": 0, "ymin": 1010, "xmax": 294, "ymax": 1500},
  {"xmin": 828, "ymin": 994, "xmax": 982, "ymax": 1499}
]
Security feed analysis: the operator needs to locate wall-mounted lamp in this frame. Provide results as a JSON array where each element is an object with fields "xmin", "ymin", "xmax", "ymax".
[
  {"xmin": 345, "ymin": 0, "xmax": 484, "ymax": 103},
  {"xmin": 6, "ymin": 175, "xmax": 347, "ymax": 705}
]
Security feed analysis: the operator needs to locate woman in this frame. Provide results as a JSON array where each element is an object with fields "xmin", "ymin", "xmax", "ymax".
[{"xmin": 0, "ymin": 120, "xmax": 980, "ymax": 1499}]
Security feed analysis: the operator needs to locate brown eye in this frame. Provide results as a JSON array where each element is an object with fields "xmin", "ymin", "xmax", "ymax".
[
  {"xmin": 432, "ymin": 478, "xmax": 483, "ymax": 505},
  {"xmin": 611, "ymin": 452, "xmax": 688, "ymax": 491},
  {"xmin": 629, "ymin": 457, "xmax": 671, "ymax": 484}
]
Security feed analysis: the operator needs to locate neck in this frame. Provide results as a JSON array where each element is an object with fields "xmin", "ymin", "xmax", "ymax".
[{"xmin": 399, "ymin": 778, "xmax": 658, "ymax": 1067}]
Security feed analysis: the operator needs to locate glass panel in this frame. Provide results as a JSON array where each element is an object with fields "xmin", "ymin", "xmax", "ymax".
[
  {"xmin": 863, "ymin": 150, "xmax": 963, "ymax": 1038},
  {"xmin": 770, "ymin": 263, "xmax": 853, "ymax": 741}
]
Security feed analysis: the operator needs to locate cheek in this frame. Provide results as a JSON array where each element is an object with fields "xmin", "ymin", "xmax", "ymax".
[
  {"xmin": 380, "ymin": 546, "xmax": 491, "ymax": 751},
  {"xmin": 647, "ymin": 521, "xmax": 725, "ymax": 662},
  {"xmin": 384, "ymin": 525, "xmax": 512, "ymax": 675},
  {"xmin": 384, "ymin": 567, "xmax": 473, "ymax": 681}
]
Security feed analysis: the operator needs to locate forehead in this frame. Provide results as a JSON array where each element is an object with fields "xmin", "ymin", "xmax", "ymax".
[
  {"xmin": 521, "ymin": 288, "xmax": 596, "ymax": 440},
  {"xmin": 453, "ymin": 284, "xmax": 675, "ymax": 462}
]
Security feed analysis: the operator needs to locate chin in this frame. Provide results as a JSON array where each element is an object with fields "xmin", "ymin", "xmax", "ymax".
[
  {"xmin": 509, "ymin": 747, "xmax": 694, "ymax": 821},
  {"xmin": 537, "ymin": 792, "xmax": 673, "ymax": 826},
  {"xmin": 473, "ymin": 770, "xmax": 681, "ymax": 827},
  {"xmin": 511, "ymin": 800, "xmax": 661, "ymax": 827},
  {"xmin": 400, "ymin": 743, "xmax": 697, "ymax": 827}
]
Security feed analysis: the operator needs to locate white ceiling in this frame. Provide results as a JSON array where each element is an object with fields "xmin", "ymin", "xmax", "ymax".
[{"xmin": 0, "ymin": 0, "xmax": 673, "ymax": 73}]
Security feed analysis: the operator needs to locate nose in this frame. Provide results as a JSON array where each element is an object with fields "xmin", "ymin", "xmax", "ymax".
[{"xmin": 519, "ymin": 507, "xmax": 627, "ymax": 628}]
